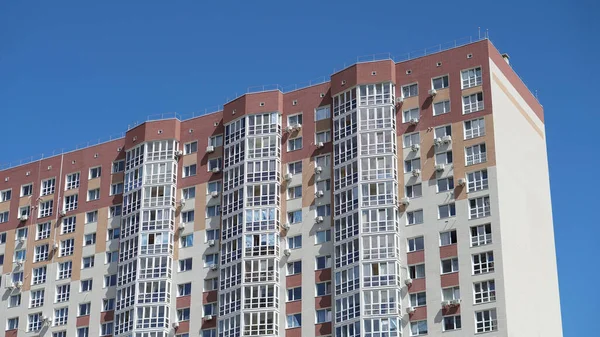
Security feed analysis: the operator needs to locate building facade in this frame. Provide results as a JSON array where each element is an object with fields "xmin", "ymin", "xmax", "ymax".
[{"xmin": 0, "ymin": 39, "xmax": 562, "ymax": 337}]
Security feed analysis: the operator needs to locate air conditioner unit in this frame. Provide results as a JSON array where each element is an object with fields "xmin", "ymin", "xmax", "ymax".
[
  {"xmin": 396, "ymin": 96, "xmax": 404, "ymax": 103},
  {"xmin": 42, "ymin": 315, "xmax": 50, "ymax": 324},
  {"xmin": 59, "ymin": 210, "xmax": 66, "ymax": 217},
  {"xmin": 19, "ymin": 237, "xmax": 26, "ymax": 243},
  {"xmin": 314, "ymin": 166, "xmax": 323, "ymax": 174},
  {"xmin": 428, "ymin": 89, "xmax": 438, "ymax": 96},
  {"xmin": 283, "ymin": 249, "xmax": 291, "ymax": 256},
  {"xmin": 441, "ymin": 300, "xmax": 450, "ymax": 308},
  {"xmin": 293, "ymin": 124, "xmax": 302, "ymax": 131},
  {"xmin": 211, "ymin": 191, "xmax": 219, "ymax": 198},
  {"xmin": 208, "ymin": 239, "xmax": 216, "ymax": 247},
  {"xmin": 284, "ymin": 173, "xmax": 293, "ymax": 181},
  {"xmin": 178, "ymin": 222, "xmax": 186, "ymax": 231},
  {"xmin": 315, "ymin": 216, "xmax": 324, "ymax": 223},
  {"xmin": 316, "ymin": 142, "xmax": 324, "ymax": 148},
  {"xmin": 172, "ymin": 321, "xmax": 180, "ymax": 328},
  {"xmin": 282, "ymin": 223, "xmax": 291, "ymax": 230},
  {"xmin": 450, "ymin": 299, "xmax": 462, "ymax": 306},
  {"xmin": 209, "ymin": 264, "xmax": 218, "ymax": 271},
  {"xmin": 404, "ymin": 278, "xmax": 413, "ymax": 286},
  {"xmin": 204, "ymin": 315, "xmax": 214, "ymax": 321},
  {"xmin": 16, "ymin": 260, "xmax": 24, "ymax": 267},
  {"xmin": 442, "ymin": 135, "xmax": 452, "ymax": 144},
  {"xmin": 406, "ymin": 306, "xmax": 416, "ymax": 314},
  {"xmin": 411, "ymin": 144, "xmax": 420, "ymax": 152},
  {"xmin": 411, "ymin": 169, "xmax": 421, "ymax": 177},
  {"xmin": 399, "ymin": 197, "xmax": 410, "ymax": 206},
  {"xmin": 435, "ymin": 164, "xmax": 445, "ymax": 172},
  {"xmin": 315, "ymin": 190, "xmax": 324, "ymax": 198},
  {"xmin": 5, "ymin": 278, "xmax": 14, "ymax": 289},
  {"xmin": 434, "ymin": 138, "xmax": 443, "ymax": 146},
  {"xmin": 212, "ymin": 167, "xmax": 221, "ymax": 173},
  {"xmin": 457, "ymin": 178, "xmax": 466, "ymax": 186},
  {"xmin": 285, "ymin": 126, "xmax": 294, "ymax": 133},
  {"xmin": 175, "ymin": 150, "xmax": 183, "ymax": 157},
  {"xmin": 18, "ymin": 215, "xmax": 28, "ymax": 221},
  {"xmin": 53, "ymin": 243, "xmax": 59, "ymax": 250},
  {"xmin": 15, "ymin": 281, "xmax": 23, "ymax": 289},
  {"xmin": 409, "ymin": 118, "xmax": 419, "ymax": 125},
  {"xmin": 206, "ymin": 145, "xmax": 215, "ymax": 153},
  {"xmin": 179, "ymin": 198, "xmax": 186, "ymax": 207}
]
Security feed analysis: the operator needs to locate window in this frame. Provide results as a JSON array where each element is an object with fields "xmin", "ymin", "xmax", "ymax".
[
  {"xmin": 203, "ymin": 303, "xmax": 217, "ymax": 316},
  {"xmin": 432, "ymin": 75, "xmax": 449, "ymax": 89},
  {"xmin": 407, "ymin": 210, "xmax": 424, "ymax": 225},
  {"xmin": 402, "ymin": 83, "xmax": 418, "ymax": 98},
  {"xmin": 0, "ymin": 232, "xmax": 5, "ymax": 243},
  {"xmin": 7, "ymin": 317, "xmax": 19, "ymax": 330},
  {"xmin": 287, "ymin": 235, "xmax": 302, "ymax": 249},
  {"xmin": 112, "ymin": 160, "xmax": 125, "ymax": 173},
  {"xmin": 182, "ymin": 187, "xmax": 196, "ymax": 199},
  {"xmin": 54, "ymin": 331, "xmax": 67, "ymax": 337},
  {"xmin": 405, "ymin": 183, "xmax": 422, "ymax": 198},
  {"xmin": 107, "ymin": 228, "xmax": 120, "ymax": 240},
  {"xmin": 288, "ymin": 114, "xmax": 302, "ymax": 126},
  {"xmin": 316, "ymin": 130, "xmax": 331, "ymax": 143},
  {"xmin": 33, "ymin": 266, "xmax": 47, "ymax": 284},
  {"xmin": 410, "ymin": 320, "xmax": 428, "ymax": 336},
  {"xmin": 41, "ymin": 178, "xmax": 56, "ymax": 196},
  {"xmin": 183, "ymin": 164, "xmax": 197, "ymax": 177},
  {"xmin": 475, "ymin": 309, "xmax": 498, "ymax": 333},
  {"xmin": 65, "ymin": 172, "xmax": 80, "ymax": 190},
  {"xmin": 206, "ymin": 205, "xmax": 220, "ymax": 217},
  {"xmin": 206, "ymin": 229, "xmax": 219, "ymax": 241},
  {"xmin": 315, "ymin": 154, "xmax": 331, "ymax": 167},
  {"xmin": 465, "ymin": 117, "xmax": 485, "ymax": 139},
  {"xmin": 433, "ymin": 100, "xmax": 451, "ymax": 116},
  {"xmin": 14, "ymin": 249, "xmax": 26, "ymax": 262},
  {"xmin": 82, "ymin": 256, "xmax": 94, "ymax": 269},
  {"xmin": 0, "ymin": 211, "xmax": 8, "ymax": 223},
  {"xmin": 287, "ymin": 186, "xmax": 302, "ymax": 199},
  {"xmin": 467, "ymin": 169, "xmax": 488, "ymax": 192},
  {"xmin": 465, "ymin": 143, "xmax": 487, "ymax": 165},
  {"xmin": 208, "ymin": 158, "xmax": 222, "ymax": 171},
  {"xmin": 287, "ymin": 261, "xmax": 302, "ymax": 275},
  {"xmin": 473, "ymin": 251, "xmax": 495, "ymax": 274},
  {"xmin": 60, "ymin": 238, "xmax": 74, "ymax": 256},
  {"xmin": 440, "ymin": 230, "xmax": 457, "ymax": 246},
  {"xmin": 404, "ymin": 158, "xmax": 421, "ymax": 173},
  {"xmin": 315, "ymin": 106, "xmax": 330, "ymax": 121},
  {"xmin": 84, "ymin": 233, "xmax": 96, "ymax": 246},
  {"xmin": 206, "ymin": 182, "xmax": 221, "ymax": 196},
  {"xmin": 58, "ymin": 261, "xmax": 72, "ymax": 279},
  {"xmin": 288, "ymin": 137, "xmax": 302, "ymax": 151},
  {"xmin": 288, "ymin": 161, "xmax": 302, "ymax": 175},
  {"xmin": 28, "ymin": 313, "xmax": 42, "ymax": 332},
  {"xmin": 407, "ymin": 236, "xmax": 424, "ymax": 252},
  {"xmin": 316, "ymin": 308, "xmax": 332, "ymax": 323},
  {"xmin": 201, "ymin": 330, "xmax": 216, "ymax": 337},
  {"xmin": 86, "ymin": 210, "xmax": 98, "ymax": 224},
  {"xmin": 287, "ymin": 313, "xmax": 301, "ymax": 328},
  {"xmin": 34, "ymin": 244, "xmax": 49, "ymax": 262},
  {"xmin": 179, "ymin": 258, "xmax": 193, "ymax": 272},
  {"xmin": 36, "ymin": 222, "xmax": 51, "ymax": 241},
  {"xmin": 403, "ymin": 132, "xmax": 420, "ymax": 148},
  {"xmin": 30, "ymin": 289, "xmax": 44, "ymax": 307},
  {"xmin": 316, "ymin": 255, "xmax": 332, "ymax": 270},
  {"xmin": 204, "ymin": 278, "xmax": 218, "ymax": 291},
  {"xmin": 442, "ymin": 286, "xmax": 461, "ymax": 301},
  {"xmin": 409, "ymin": 264, "xmax": 425, "ymax": 279},
  {"xmin": 315, "ymin": 230, "xmax": 331, "ymax": 244},
  {"xmin": 80, "ymin": 279, "xmax": 93, "ymax": 292},
  {"xmin": 287, "ymin": 210, "xmax": 302, "ymax": 224},
  {"xmin": 0, "ymin": 189, "xmax": 11, "ymax": 202},
  {"xmin": 177, "ymin": 308, "xmax": 191, "ymax": 321},
  {"xmin": 77, "ymin": 327, "xmax": 89, "ymax": 337},
  {"xmin": 402, "ymin": 108, "xmax": 419, "ymax": 123},
  {"xmin": 19, "ymin": 206, "xmax": 30, "ymax": 218},
  {"xmin": 463, "ymin": 92, "xmax": 484, "ymax": 114},
  {"xmin": 178, "ymin": 283, "xmax": 192, "ymax": 296},
  {"xmin": 316, "ymin": 281, "xmax": 331, "ymax": 296},
  {"xmin": 180, "ymin": 234, "xmax": 194, "ymax": 248},
  {"xmin": 471, "ymin": 224, "xmax": 492, "ymax": 246},
  {"xmin": 409, "ymin": 292, "xmax": 426, "ymax": 307},
  {"xmin": 184, "ymin": 141, "xmax": 198, "ymax": 154},
  {"xmin": 101, "ymin": 322, "xmax": 113, "ymax": 336},
  {"xmin": 89, "ymin": 167, "xmax": 101, "ymax": 179},
  {"xmin": 443, "ymin": 315, "xmax": 461, "ymax": 331},
  {"xmin": 110, "ymin": 183, "xmax": 123, "ymax": 195},
  {"xmin": 474, "ymin": 280, "xmax": 496, "ymax": 303},
  {"xmin": 9, "ymin": 294, "xmax": 21, "ymax": 307},
  {"xmin": 461, "ymin": 67, "xmax": 482, "ymax": 88},
  {"xmin": 105, "ymin": 251, "xmax": 118, "ymax": 263},
  {"xmin": 64, "ymin": 194, "xmax": 78, "ymax": 211},
  {"xmin": 316, "ymin": 204, "xmax": 331, "ymax": 217},
  {"xmin": 54, "ymin": 307, "xmax": 69, "ymax": 326},
  {"xmin": 62, "ymin": 216, "xmax": 76, "ymax": 233},
  {"xmin": 102, "ymin": 298, "xmax": 115, "ymax": 311},
  {"xmin": 209, "ymin": 134, "xmax": 224, "ymax": 147},
  {"xmin": 21, "ymin": 183, "xmax": 33, "ymax": 197},
  {"xmin": 442, "ymin": 257, "xmax": 459, "ymax": 274},
  {"xmin": 315, "ymin": 179, "xmax": 330, "ymax": 193},
  {"xmin": 287, "ymin": 287, "xmax": 302, "ymax": 301},
  {"xmin": 437, "ymin": 177, "xmax": 454, "ymax": 192},
  {"xmin": 56, "ymin": 284, "xmax": 71, "ymax": 302},
  {"xmin": 469, "ymin": 196, "xmax": 491, "ymax": 218},
  {"xmin": 438, "ymin": 203, "xmax": 456, "ymax": 219},
  {"xmin": 205, "ymin": 253, "xmax": 218, "ymax": 267},
  {"xmin": 182, "ymin": 210, "xmax": 195, "ymax": 222}
]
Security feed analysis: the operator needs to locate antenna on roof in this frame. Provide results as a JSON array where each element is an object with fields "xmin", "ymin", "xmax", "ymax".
[
  {"xmin": 486, "ymin": 29, "xmax": 489, "ymax": 39},
  {"xmin": 478, "ymin": 27, "xmax": 481, "ymax": 39}
]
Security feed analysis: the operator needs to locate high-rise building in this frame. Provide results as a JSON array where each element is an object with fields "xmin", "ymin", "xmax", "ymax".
[{"xmin": 0, "ymin": 38, "xmax": 562, "ymax": 337}]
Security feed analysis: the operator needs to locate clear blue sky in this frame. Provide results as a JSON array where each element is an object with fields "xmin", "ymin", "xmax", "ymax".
[{"xmin": 0, "ymin": 1, "xmax": 598, "ymax": 335}]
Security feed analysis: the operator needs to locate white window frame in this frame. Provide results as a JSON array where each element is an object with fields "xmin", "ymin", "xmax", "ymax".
[
  {"xmin": 474, "ymin": 280, "xmax": 496, "ymax": 304},
  {"xmin": 432, "ymin": 75, "xmax": 449, "ymax": 89},
  {"xmin": 463, "ymin": 92, "xmax": 484, "ymax": 114},
  {"xmin": 464, "ymin": 117, "xmax": 486, "ymax": 139},
  {"xmin": 473, "ymin": 251, "xmax": 495, "ymax": 275},
  {"xmin": 471, "ymin": 223, "xmax": 492, "ymax": 246},
  {"xmin": 89, "ymin": 166, "xmax": 101, "ymax": 179},
  {"xmin": 402, "ymin": 83, "xmax": 418, "ymax": 98},
  {"xmin": 433, "ymin": 100, "xmax": 451, "ymax": 116},
  {"xmin": 461, "ymin": 66, "xmax": 482, "ymax": 89}
]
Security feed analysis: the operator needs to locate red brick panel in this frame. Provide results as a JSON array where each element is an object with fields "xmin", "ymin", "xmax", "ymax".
[
  {"xmin": 76, "ymin": 315, "xmax": 90, "ymax": 327},
  {"xmin": 407, "ymin": 278, "xmax": 426, "ymax": 293},
  {"xmin": 286, "ymin": 300, "xmax": 302, "ymax": 313},
  {"xmin": 177, "ymin": 295, "xmax": 191, "ymax": 308},
  {"xmin": 315, "ymin": 268, "xmax": 331, "ymax": 282},
  {"xmin": 442, "ymin": 305, "xmax": 461, "ymax": 316},
  {"xmin": 5, "ymin": 330, "xmax": 17, "ymax": 337},
  {"xmin": 176, "ymin": 321, "xmax": 190, "ymax": 333},
  {"xmin": 286, "ymin": 274, "xmax": 302, "ymax": 288},
  {"xmin": 441, "ymin": 272, "xmax": 460, "ymax": 288},
  {"xmin": 407, "ymin": 251, "xmax": 425, "ymax": 265},
  {"xmin": 315, "ymin": 295, "xmax": 331, "ymax": 309},
  {"xmin": 286, "ymin": 327, "xmax": 302, "ymax": 337},
  {"xmin": 203, "ymin": 290, "xmax": 218, "ymax": 303},
  {"xmin": 316, "ymin": 322, "xmax": 332, "ymax": 336},
  {"xmin": 409, "ymin": 306, "xmax": 427, "ymax": 321},
  {"xmin": 201, "ymin": 317, "xmax": 217, "ymax": 329},
  {"xmin": 100, "ymin": 310, "xmax": 114, "ymax": 323},
  {"xmin": 439, "ymin": 244, "xmax": 458, "ymax": 259}
]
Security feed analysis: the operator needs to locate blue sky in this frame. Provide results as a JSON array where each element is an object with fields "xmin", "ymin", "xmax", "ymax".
[{"xmin": 0, "ymin": 0, "xmax": 598, "ymax": 334}]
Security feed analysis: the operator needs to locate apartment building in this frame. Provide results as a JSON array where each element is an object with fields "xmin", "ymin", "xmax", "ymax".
[{"xmin": 0, "ymin": 38, "xmax": 562, "ymax": 337}]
